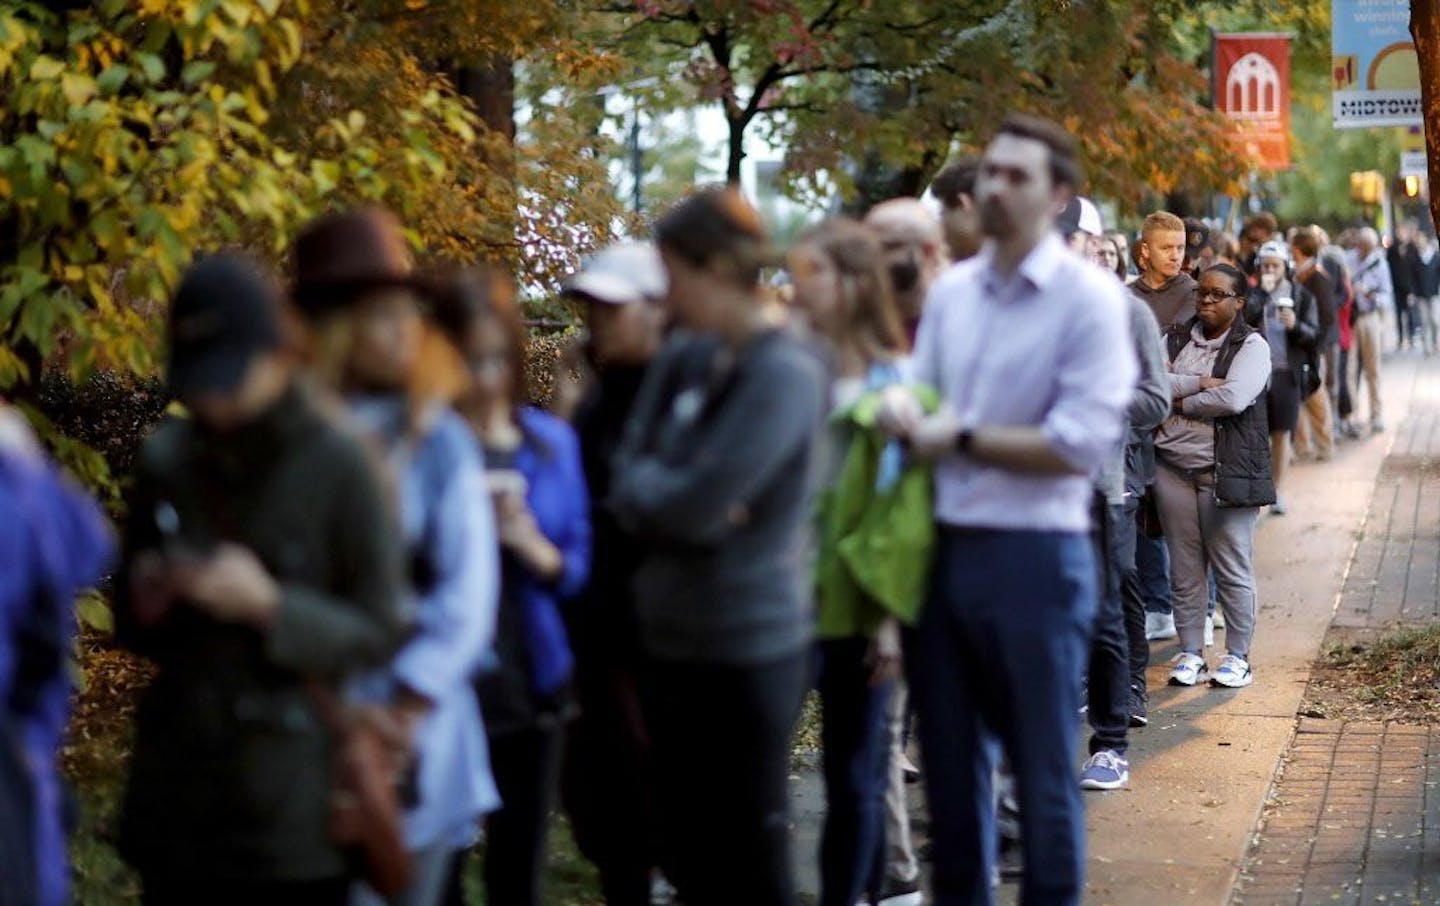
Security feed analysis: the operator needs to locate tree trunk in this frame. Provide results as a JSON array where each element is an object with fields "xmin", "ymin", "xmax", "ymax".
[
  {"xmin": 450, "ymin": 54, "xmax": 517, "ymax": 240},
  {"xmin": 726, "ymin": 114, "xmax": 745, "ymax": 186},
  {"xmin": 454, "ymin": 57, "xmax": 516, "ymax": 144},
  {"xmin": 1414, "ymin": 0, "xmax": 1440, "ymax": 234}
]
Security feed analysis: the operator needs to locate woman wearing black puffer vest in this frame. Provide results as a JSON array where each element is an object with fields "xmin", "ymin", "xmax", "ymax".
[{"xmin": 1154, "ymin": 264, "xmax": 1274, "ymax": 694}]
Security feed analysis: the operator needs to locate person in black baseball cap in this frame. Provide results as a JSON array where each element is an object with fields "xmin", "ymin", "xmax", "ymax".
[
  {"xmin": 1183, "ymin": 218, "xmax": 1211, "ymax": 278},
  {"xmin": 166, "ymin": 252, "xmax": 293, "ymax": 432},
  {"xmin": 118, "ymin": 251, "xmax": 407, "ymax": 903}
]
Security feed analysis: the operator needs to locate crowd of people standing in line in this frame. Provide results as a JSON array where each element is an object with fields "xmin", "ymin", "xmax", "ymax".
[{"xmin": 0, "ymin": 111, "xmax": 1430, "ymax": 906}]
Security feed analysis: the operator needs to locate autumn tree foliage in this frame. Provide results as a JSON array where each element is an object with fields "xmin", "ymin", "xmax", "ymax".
[
  {"xmin": 594, "ymin": 0, "xmax": 1249, "ymax": 210},
  {"xmin": 0, "ymin": 0, "xmax": 624, "ymax": 494}
]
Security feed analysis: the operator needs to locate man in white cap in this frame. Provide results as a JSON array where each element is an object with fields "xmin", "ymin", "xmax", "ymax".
[
  {"xmin": 1057, "ymin": 196, "xmax": 1105, "ymax": 263},
  {"xmin": 559, "ymin": 243, "xmax": 671, "ymax": 906},
  {"xmin": 1057, "ymin": 198, "xmax": 1169, "ymax": 790}
]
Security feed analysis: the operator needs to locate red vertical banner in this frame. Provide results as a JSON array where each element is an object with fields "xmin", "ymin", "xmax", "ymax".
[{"xmin": 1213, "ymin": 33, "xmax": 1292, "ymax": 170}]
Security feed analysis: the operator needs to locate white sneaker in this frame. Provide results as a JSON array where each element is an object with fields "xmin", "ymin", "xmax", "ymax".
[
  {"xmin": 1211, "ymin": 654, "xmax": 1254, "ymax": 688},
  {"xmin": 1145, "ymin": 612, "xmax": 1178, "ymax": 641},
  {"xmin": 1211, "ymin": 610, "xmax": 1225, "ymax": 629},
  {"xmin": 1168, "ymin": 652, "xmax": 1209, "ymax": 686},
  {"xmin": 1204, "ymin": 615, "xmax": 1215, "ymax": 648}
]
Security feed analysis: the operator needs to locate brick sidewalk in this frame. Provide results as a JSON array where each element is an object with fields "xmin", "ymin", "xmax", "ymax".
[
  {"xmin": 1234, "ymin": 720, "xmax": 1440, "ymax": 905},
  {"xmin": 1334, "ymin": 409, "xmax": 1440, "ymax": 631},
  {"xmin": 1236, "ymin": 385, "xmax": 1440, "ymax": 905}
]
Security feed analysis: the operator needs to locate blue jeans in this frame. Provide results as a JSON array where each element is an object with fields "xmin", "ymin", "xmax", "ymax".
[
  {"xmin": 908, "ymin": 528, "xmax": 1096, "ymax": 906},
  {"xmin": 1128, "ymin": 527, "xmax": 1171, "ymax": 615},
  {"xmin": 816, "ymin": 638, "xmax": 893, "ymax": 906},
  {"xmin": 1088, "ymin": 500, "xmax": 1134, "ymax": 755}
]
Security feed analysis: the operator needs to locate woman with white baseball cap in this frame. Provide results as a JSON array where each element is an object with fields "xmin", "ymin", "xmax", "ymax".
[{"xmin": 1245, "ymin": 240, "xmax": 1320, "ymax": 516}]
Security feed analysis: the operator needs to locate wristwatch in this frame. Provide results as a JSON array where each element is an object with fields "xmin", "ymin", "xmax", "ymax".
[{"xmin": 954, "ymin": 427, "xmax": 975, "ymax": 455}]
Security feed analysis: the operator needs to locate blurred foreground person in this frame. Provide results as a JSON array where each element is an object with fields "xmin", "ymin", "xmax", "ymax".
[
  {"xmin": 0, "ymin": 405, "xmax": 111, "ymax": 906},
  {"xmin": 791, "ymin": 218, "xmax": 932, "ymax": 906},
  {"xmin": 885, "ymin": 115, "xmax": 1134, "ymax": 905},
  {"xmin": 930, "ymin": 156, "xmax": 983, "ymax": 262},
  {"xmin": 864, "ymin": 198, "xmax": 950, "ymax": 902},
  {"xmin": 291, "ymin": 210, "xmax": 501, "ymax": 906},
  {"xmin": 865, "ymin": 198, "xmax": 950, "ymax": 338},
  {"xmin": 117, "ymin": 254, "xmax": 407, "ymax": 906},
  {"xmin": 612, "ymin": 189, "xmax": 826, "ymax": 906},
  {"xmin": 559, "ymin": 244, "xmax": 669, "ymax": 906},
  {"xmin": 433, "ymin": 271, "xmax": 592, "ymax": 906}
]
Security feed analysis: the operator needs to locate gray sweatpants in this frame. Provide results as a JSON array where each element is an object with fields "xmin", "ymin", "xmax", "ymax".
[{"xmin": 1153, "ymin": 465, "xmax": 1260, "ymax": 660}]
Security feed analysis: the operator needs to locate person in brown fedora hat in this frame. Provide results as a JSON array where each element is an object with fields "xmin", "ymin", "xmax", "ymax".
[
  {"xmin": 293, "ymin": 208, "xmax": 419, "ymax": 312},
  {"xmin": 290, "ymin": 209, "xmax": 503, "ymax": 906}
]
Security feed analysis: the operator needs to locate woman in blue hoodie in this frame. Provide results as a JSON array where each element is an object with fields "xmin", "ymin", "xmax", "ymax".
[
  {"xmin": 0, "ymin": 405, "xmax": 112, "ymax": 906},
  {"xmin": 290, "ymin": 209, "xmax": 501, "ymax": 906},
  {"xmin": 432, "ymin": 270, "xmax": 592, "ymax": 906}
]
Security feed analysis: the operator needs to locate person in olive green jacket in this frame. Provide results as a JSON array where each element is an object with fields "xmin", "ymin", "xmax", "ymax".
[
  {"xmin": 115, "ymin": 254, "xmax": 407, "ymax": 906},
  {"xmin": 788, "ymin": 219, "xmax": 934, "ymax": 906}
]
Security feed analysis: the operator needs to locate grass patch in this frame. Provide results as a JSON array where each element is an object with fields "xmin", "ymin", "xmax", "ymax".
[{"xmin": 1305, "ymin": 624, "xmax": 1440, "ymax": 723}]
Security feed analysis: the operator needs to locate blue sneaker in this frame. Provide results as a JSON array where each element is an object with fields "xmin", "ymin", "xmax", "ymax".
[{"xmin": 1080, "ymin": 750, "xmax": 1129, "ymax": 790}]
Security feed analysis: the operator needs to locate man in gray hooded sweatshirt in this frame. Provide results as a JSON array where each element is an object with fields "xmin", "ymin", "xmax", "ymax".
[{"xmin": 1127, "ymin": 211, "xmax": 1196, "ymax": 644}]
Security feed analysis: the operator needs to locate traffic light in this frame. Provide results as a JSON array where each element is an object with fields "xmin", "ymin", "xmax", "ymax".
[
  {"xmin": 1403, "ymin": 175, "xmax": 1422, "ymax": 198},
  {"xmin": 1350, "ymin": 170, "xmax": 1384, "ymax": 205}
]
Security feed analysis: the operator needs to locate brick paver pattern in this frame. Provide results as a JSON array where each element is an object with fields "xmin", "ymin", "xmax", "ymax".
[
  {"xmin": 1236, "ymin": 401, "xmax": 1440, "ymax": 904},
  {"xmin": 1335, "ymin": 409, "xmax": 1440, "ymax": 630},
  {"xmin": 1234, "ymin": 719, "xmax": 1440, "ymax": 905}
]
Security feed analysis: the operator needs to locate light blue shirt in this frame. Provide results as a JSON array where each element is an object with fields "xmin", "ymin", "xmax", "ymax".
[
  {"xmin": 348, "ymin": 398, "xmax": 501, "ymax": 851},
  {"xmin": 1350, "ymin": 247, "xmax": 1393, "ymax": 313},
  {"xmin": 913, "ymin": 234, "xmax": 1136, "ymax": 533}
]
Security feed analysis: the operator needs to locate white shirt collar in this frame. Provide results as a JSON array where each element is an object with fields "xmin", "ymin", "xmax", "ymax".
[{"xmin": 978, "ymin": 233, "xmax": 1067, "ymax": 296}]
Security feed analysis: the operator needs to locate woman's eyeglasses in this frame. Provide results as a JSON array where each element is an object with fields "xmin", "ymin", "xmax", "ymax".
[{"xmin": 1196, "ymin": 290, "xmax": 1238, "ymax": 305}]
